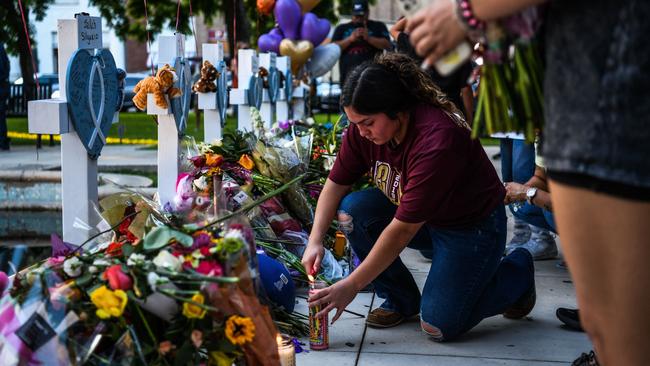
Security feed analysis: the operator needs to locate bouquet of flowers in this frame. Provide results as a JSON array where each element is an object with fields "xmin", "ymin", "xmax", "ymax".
[
  {"xmin": 0, "ymin": 192, "xmax": 280, "ymax": 365},
  {"xmin": 472, "ymin": 6, "xmax": 545, "ymax": 142}
]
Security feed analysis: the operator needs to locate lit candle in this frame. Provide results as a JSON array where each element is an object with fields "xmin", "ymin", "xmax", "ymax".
[{"xmin": 276, "ymin": 333, "xmax": 295, "ymax": 366}]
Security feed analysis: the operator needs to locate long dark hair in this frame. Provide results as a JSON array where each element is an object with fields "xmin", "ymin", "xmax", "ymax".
[{"xmin": 340, "ymin": 53, "xmax": 468, "ymax": 128}]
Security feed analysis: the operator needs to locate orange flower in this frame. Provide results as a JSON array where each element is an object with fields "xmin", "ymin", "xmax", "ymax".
[
  {"xmin": 238, "ymin": 154, "xmax": 255, "ymax": 170},
  {"xmin": 205, "ymin": 153, "xmax": 224, "ymax": 167}
]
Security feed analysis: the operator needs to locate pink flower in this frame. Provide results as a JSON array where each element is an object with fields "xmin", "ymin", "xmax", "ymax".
[
  {"xmin": 46, "ymin": 256, "xmax": 66, "ymax": 267},
  {"xmin": 103, "ymin": 265, "xmax": 133, "ymax": 291}
]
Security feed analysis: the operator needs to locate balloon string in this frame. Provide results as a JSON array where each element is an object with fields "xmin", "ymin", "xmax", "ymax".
[
  {"xmin": 143, "ymin": 0, "xmax": 155, "ymax": 75},
  {"xmin": 175, "ymin": 0, "xmax": 181, "ymax": 32},
  {"xmin": 189, "ymin": 0, "xmax": 199, "ymax": 58},
  {"xmin": 17, "ymin": 0, "xmax": 40, "ymax": 92},
  {"xmin": 233, "ymin": 0, "xmax": 237, "ymax": 55}
]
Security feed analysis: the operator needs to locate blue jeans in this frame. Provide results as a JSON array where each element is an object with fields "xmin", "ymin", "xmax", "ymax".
[
  {"xmin": 512, "ymin": 203, "xmax": 557, "ymax": 234},
  {"xmin": 339, "ymin": 189, "xmax": 535, "ymax": 340},
  {"xmin": 500, "ymin": 138, "xmax": 535, "ymax": 183}
]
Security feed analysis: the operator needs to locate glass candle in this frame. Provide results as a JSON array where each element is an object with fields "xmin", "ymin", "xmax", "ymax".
[
  {"xmin": 276, "ymin": 334, "xmax": 295, "ymax": 366},
  {"xmin": 308, "ymin": 279, "xmax": 329, "ymax": 350}
]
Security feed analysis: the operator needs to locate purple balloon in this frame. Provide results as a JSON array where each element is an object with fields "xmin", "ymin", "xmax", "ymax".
[
  {"xmin": 258, "ymin": 32, "xmax": 283, "ymax": 53},
  {"xmin": 300, "ymin": 13, "xmax": 331, "ymax": 47},
  {"xmin": 274, "ymin": 0, "xmax": 302, "ymax": 40},
  {"xmin": 269, "ymin": 27, "xmax": 284, "ymax": 39}
]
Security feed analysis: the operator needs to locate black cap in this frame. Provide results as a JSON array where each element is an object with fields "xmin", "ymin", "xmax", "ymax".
[{"xmin": 352, "ymin": 0, "xmax": 368, "ymax": 15}]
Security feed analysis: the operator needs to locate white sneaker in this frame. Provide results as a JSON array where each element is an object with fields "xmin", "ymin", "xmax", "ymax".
[
  {"xmin": 505, "ymin": 218, "xmax": 531, "ymax": 254},
  {"xmin": 521, "ymin": 227, "xmax": 558, "ymax": 260}
]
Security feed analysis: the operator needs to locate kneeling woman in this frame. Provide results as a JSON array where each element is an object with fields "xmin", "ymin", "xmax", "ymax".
[{"xmin": 302, "ymin": 53, "xmax": 535, "ymax": 341}]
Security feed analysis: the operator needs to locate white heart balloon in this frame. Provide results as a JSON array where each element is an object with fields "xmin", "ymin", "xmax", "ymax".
[{"xmin": 307, "ymin": 43, "xmax": 341, "ymax": 78}]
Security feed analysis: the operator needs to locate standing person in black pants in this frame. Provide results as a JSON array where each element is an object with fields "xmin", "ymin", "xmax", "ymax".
[{"xmin": 0, "ymin": 43, "xmax": 10, "ymax": 151}]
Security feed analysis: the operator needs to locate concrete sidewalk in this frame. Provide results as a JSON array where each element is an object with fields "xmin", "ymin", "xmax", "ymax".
[
  {"xmin": 295, "ymin": 249, "xmax": 590, "ymax": 366},
  {"xmin": 0, "ymin": 144, "xmax": 157, "ymax": 171}
]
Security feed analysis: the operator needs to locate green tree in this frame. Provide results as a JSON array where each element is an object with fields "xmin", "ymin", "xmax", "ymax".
[
  {"xmin": 0, "ymin": 0, "xmax": 55, "ymax": 101},
  {"xmin": 90, "ymin": 0, "xmax": 252, "ymax": 59}
]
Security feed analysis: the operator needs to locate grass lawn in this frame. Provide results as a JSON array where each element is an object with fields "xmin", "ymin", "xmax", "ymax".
[{"xmin": 7, "ymin": 112, "xmax": 498, "ymax": 146}]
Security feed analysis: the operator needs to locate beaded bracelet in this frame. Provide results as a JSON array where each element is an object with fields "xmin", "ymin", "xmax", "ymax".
[
  {"xmin": 453, "ymin": 0, "xmax": 487, "ymax": 43},
  {"xmin": 456, "ymin": 0, "xmax": 485, "ymax": 30}
]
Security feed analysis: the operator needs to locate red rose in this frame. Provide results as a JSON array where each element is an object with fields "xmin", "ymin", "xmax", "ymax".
[
  {"xmin": 103, "ymin": 264, "xmax": 133, "ymax": 290},
  {"xmin": 196, "ymin": 260, "xmax": 223, "ymax": 276}
]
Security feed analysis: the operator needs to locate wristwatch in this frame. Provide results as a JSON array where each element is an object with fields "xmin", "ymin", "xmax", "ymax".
[{"xmin": 526, "ymin": 187, "xmax": 538, "ymax": 205}]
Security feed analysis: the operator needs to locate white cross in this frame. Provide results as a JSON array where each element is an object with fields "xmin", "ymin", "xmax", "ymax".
[
  {"xmin": 258, "ymin": 52, "xmax": 277, "ymax": 128},
  {"xmin": 276, "ymin": 56, "xmax": 291, "ymax": 122},
  {"xmin": 27, "ymin": 16, "xmax": 110, "ymax": 245},
  {"xmin": 148, "ymin": 34, "xmax": 184, "ymax": 210},
  {"xmin": 197, "ymin": 43, "xmax": 226, "ymax": 143},
  {"xmin": 229, "ymin": 49, "xmax": 258, "ymax": 132}
]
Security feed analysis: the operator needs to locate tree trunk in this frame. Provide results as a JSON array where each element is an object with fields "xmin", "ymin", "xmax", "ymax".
[
  {"xmin": 224, "ymin": 0, "xmax": 251, "ymax": 59},
  {"xmin": 3, "ymin": 1, "xmax": 36, "ymax": 101}
]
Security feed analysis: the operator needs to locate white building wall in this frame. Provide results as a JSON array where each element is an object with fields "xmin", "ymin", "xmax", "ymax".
[{"xmin": 8, "ymin": 0, "xmax": 197, "ymax": 82}]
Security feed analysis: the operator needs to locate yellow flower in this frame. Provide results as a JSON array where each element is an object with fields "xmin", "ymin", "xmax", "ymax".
[
  {"xmin": 90, "ymin": 285, "xmax": 128, "ymax": 319},
  {"xmin": 225, "ymin": 315, "xmax": 256, "ymax": 345},
  {"xmin": 238, "ymin": 154, "xmax": 255, "ymax": 170},
  {"xmin": 182, "ymin": 293, "xmax": 207, "ymax": 319}
]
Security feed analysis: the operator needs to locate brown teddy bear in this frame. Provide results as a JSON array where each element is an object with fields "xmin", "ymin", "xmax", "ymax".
[
  {"xmin": 258, "ymin": 66, "xmax": 269, "ymax": 88},
  {"xmin": 132, "ymin": 64, "xmax": 182, "ymax": 111},
  {"xmin": 192, "ymin": 60, "xmax": 219, "ymax": 93}
]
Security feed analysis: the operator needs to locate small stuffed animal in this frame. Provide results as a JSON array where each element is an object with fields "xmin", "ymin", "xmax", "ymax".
[
  {"xmin": 132, "ymin": 64, "xmax": 181, "ymax": 111},
  {"xmin": 258, "ymin": 66, "xmax": 269, "ymax": 88},
  {"xmin": 192, "ymin": 60, "xmax": 219, "ymax": 93}
]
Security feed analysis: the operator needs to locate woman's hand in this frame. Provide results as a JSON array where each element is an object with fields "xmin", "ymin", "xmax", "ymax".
[
  {"xmin": 406, "ymin": 0, "xmax": 467, "ymax": 66},
  {"xmin": 308, "ymin": 278, "xmax": 359, "ymax": 324},
  {"xmin": 504, "ymin": 182, "xmax": 528, "ymax": 204},
  {"xmin": 301, "ymin": 241, "xmax": 324, "ymax": 276}
]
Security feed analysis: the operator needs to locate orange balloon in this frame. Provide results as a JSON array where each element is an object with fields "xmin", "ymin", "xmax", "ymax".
[{"xmin": 257, "ymin": 0, "xmax": 275, "ymax": 15}]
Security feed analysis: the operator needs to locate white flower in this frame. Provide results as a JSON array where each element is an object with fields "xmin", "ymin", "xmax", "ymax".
[
  {"xmin": 224, "ymin": 229, "xmax": 245, "ymax": 242},
  {"xmin": 127, "ymin": 253, "xmax": 146, "ymax": 266},
  {"xmin": 63, "ymin": 257, "xmax": 82, "ymax": 278},
  {"xmin": 147, "ymin": 272, "xmax": 169, "ymax": 292},
  {"xmin": 153, "ymin": 250, "xmax": 182, "ymax": 272},
  {"xmin": 88, "ymin": 266, "xmax": 99, "ymax": 274},
  {"xmin": 92, "ymin": 258, "xmax": 111, "ymax": 267},
  {"xmin": 193, "ymin": 176, "xmax": 209, "ymax": 191}
]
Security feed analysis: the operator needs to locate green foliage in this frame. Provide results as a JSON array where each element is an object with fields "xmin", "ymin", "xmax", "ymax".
[{"xmin": 0, "ymin": 0, "xmax": 54, "ymax": 55}]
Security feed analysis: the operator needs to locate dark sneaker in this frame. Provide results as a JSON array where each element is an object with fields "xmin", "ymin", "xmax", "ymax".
[
  {"xmin": 366, "ymin": 308, "xmax": 408, "ymax": 328},
  {"xmin": 503, "ymin": 284, "xmax": 536, "ymax": 319},
  {"xmin": 572, "ymin": 351, "xmax": 599, "ymax": 366},
  {"xmin": 556, "ymin": 307, "xmax": 583, "ymax": 331}
]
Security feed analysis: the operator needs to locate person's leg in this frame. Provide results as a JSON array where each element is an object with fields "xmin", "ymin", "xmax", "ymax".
[
  {"xmin": 511, "ymin": 139, "xmax": 535, "ymax": 183},
  {"xmin": 512, "ymin": 203, "xmax": 554, "ymax": 233},
  {"xmin": 0, "ymin": 87, "xmax": 9, "ymax": 149},
  {"xmin": 500, "ymin": 138, "xmax": 514, "ymax": 182},
  {"xmin": 511, "ymin": 140, "xmax": 557, "ymax": 257},
  {"xmin": 503, "ymin": 139, "xmax": 533, "ymax": 251},
  {"xmin": 550, "ymin": 180, "xmax": 650, "ymax": 366},
  {"xmin": 419, "ymin": 206, "xmax": 535, "ymax": 340},
  {"xmin": 339, "ymin": 188, "xmax": 428, "ymax": 316},
  {"xmin": 542, "ymin": 209, "xmax": 557, "ymax": 234}
]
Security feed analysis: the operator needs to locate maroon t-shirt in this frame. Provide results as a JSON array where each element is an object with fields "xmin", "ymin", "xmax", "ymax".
[{"xmin": 329, "ymin": 104, "xmax": 505, "ymax": 229}]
